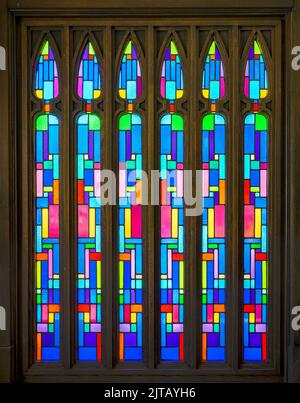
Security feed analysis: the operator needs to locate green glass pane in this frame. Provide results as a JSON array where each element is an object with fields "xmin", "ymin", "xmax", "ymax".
[
  {"xmin": 170, "ymin": 41, "xmax": 178, "ymax": 55},
  {"xmin": 119, "ymin": 114, "xmax": 131, "ymax": 131},
  {"xmin": 255, "ymin": 114, "xmax": 268, "ymax": 131},
  {"xmin": 36, "ymin": 115, "xmax": 49, "ymax": 131},
  {"xmin": 203, "ymin": 114, "xmax": 214, "ymax": 131},
  {"xmin": 89, "ymin": 114, "xmax": 101, "ymax": 131},
  {"xmin": 171, "ymin": 114, "xmax": 184, "ymax": 131},
  {"xmin": 41, "ymin": 41, "xmax": 49, "ymax": 55}
]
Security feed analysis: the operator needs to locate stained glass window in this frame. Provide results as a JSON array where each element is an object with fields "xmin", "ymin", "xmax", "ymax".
[
  {"xmin": 201, "ymin": 40, "xmax": 226, "ymax": 362},
  {"xmin": 118, "ymin": 40, "xmax": 143, "ymax": 361},
  {"xmin": 76, "ymin": 41, "xmax": 102, "ymax": 361},
  {"xmin": 243, "ymin": 39, "xmax": 269, "ymax": 362},
  {"xmin": 29, "ymin": 28, "xmax": 276, "ymax": 372},
  {"xmin": 160, "ymin": 40, "xmax": 184, "ymax": 362},
  {"xmin": 34, "ymin": 40, "xmax": 60, "ymax": 362}
]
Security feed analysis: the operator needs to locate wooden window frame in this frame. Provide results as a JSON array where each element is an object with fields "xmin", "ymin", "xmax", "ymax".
[{"xmin": 0, "ymin": 0, "xmax": 299, "ymax": 384}]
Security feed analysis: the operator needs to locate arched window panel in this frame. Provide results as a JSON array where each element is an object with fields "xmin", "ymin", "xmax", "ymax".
[
  {"xmin": 34, "ymin": 39, "xmax": 60, "ymax": 362},
  {"xmin": 76, "ymin": 40, "xmax": 102, "ymax": 362},
  {"xmin": 202, "ymin": 40, "xmax": 226, "ymax": 101},
  {"xmin": 160, "ymin": 113, "xmax": 185, "ymax": 362},
  {"xmin": 118, "ymin": 38, "xmax": 144, "ymax": 361},
  {"xmin": 118, "ymin": 40, "xmax": 142, "ymax": 101},
  {"xmin": 201, "ymin": 113, "xmax": 226, "ymax": 362},
  {"xmin": 77, "ymin": 41, "xmax": 101, "ymax": 101},
  {"xmin": 243, "ymin": 37, "xmax": 269, "ymax": 362},
  {"xmin": 201, "ymin": 38, "xmax": 227, "ymax": 362},
  {"xmin": 159, "ymin": 36, "xmax": 185, "ymax": 362},
  {"xmin": 160, "ymin": 40, "xmax": 184, "ymax": 101},
  {"xmin": 244, "ymin": 40, "xmax": 268, "ymax": 101},
  {"xmin": 34, "ymin": 40, "xmax": 59, "ymax": 101}
]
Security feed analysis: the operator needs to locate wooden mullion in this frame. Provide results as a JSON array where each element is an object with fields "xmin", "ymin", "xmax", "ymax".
[
  {"xmin": 228, "ymin": 25, "xmax": 241, "ymax": 371},
  {"xmin": 102, "ymin": 24, "xmax": 114, "ymax": 369},
  {"xmin": 61, "ymin": 26, "xmax": 72, "ymax": 369},
  {"xmin": 146, "ymin": 24, "xmax": 156, "ymax": 369},
  {"xmin": 186, "ymin": 25, "xmax": 198, "ymax": 369},
  {"xmin": 270, "ymin": 22, "xmax": 283, "ymax": 373},
  {"xmin": 21, "ymin": 21, "xmax": 31, "ymax": 372},
  {"xmin": 69, "ymin": 27, "xmax": 77, "ymax": 368}
]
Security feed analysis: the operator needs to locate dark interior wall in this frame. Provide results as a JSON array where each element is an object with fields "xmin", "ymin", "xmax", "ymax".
[
  {"xmin": 0, "ymin": 0, "xmax": 299, "ymax": 383},
  {"xmin": 288, "ymin": 0, "xmax": 300, "ymax": 384},
  {"xmin": 0, "ymin": 0, "xmax": 12, "ymax": 384}
]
